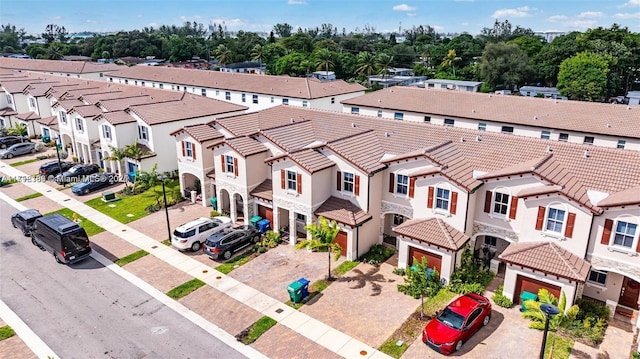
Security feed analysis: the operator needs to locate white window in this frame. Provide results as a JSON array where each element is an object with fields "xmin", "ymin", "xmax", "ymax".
[
  {"xmin": 75, "ymin": 118, "xmax": 84, "ymax": 132},
  {"xmin": 493, "ymin": 191, "xmax": 509, "ymax": 215},
  {"xmin": 394, "ymin": 112, "xmax": 404, "ymax": 120},
  {"xmin": 215, "ymin": 90, "xmax": 220, "ymax": 96},
  {"xmin": 253, "ymin": 95, "xmax": 259, "ymax": 104},
  {"xmin": 286, "ymin": 170, "xmax": 297, "ymax": 191},
  {"xmin": 159, "ymin": 83, "xmax": 164, "ymax": 89},
  {"xmin": 138, "ymin": 125, "xmax": 149, "ymax": 141},
  {"xmin": 302, "ymin": 100, "xmax": 308, "ymax": 107},
  {"xmin": 541, "ymin": 130, "xmax": 551, "ymax": 139},
  {"xmin": 225, "ymin": 155, "xmax": 235, "ymax": 173},
  {"xmin": 6, "ymin": 94, "xmax": 12, "ymax": 105},
  {"xmin": 29, "ymin": 97, "xmax": 36, "ymax": 109},
  {"xmin": 584, "ymin": 136, "xmax": 594, "ymax": 145},
  {"xmin": 395, "ymin": 174, "xmax": 408, "ymax": 195},
  {"xmin": 377, "ymin": 110, "xmax": 383, "ymax": 118},
  {"xmin": 435, "ymin": 187, "xmax": 450, "ymax": 210},
  {"xmin": 617, "ymin": 140, "xmax": 626, "ymax": 149},
  {"xmin": 242, "ymin": 93, "xmax": 246, "ymax": 102},
  {"xmin": 478, "ymin": 123, "xmax": 486, "ymax": 131},
  {"xmin": 559, "ymin": 133, "xmax": 569, "ymax": 142},
  {"xmin": 282, "ymin": 98, "xmax": 289, "ymax": 105},
  {"xmin": 201, "ymin": 89, "xmax": 206, "ymax": 96},
  {"xmin": 59, "ymin": 111, "xmax": 67, "ymax": 124},
  {"xmin": 588, "ymin": 269, "xmax": 607, "ymax": 286},
  {"xmin": 342, "ymin": 172, "xmax": 354, "ymax": 193},
  {"xmin": 613, "ymin": 220, "xmax": 637, "ymax": 249},
  {"xmin": 225, "ymin": 91, "xmax": 231, "ymax": 100},
  {"xmin": 444, "ymin": 118, "xmax": 455, "ymax": 126},
  {"xmin": 270, "ymin": 96, "xmax": 274, "ymax": 103},
  {"xmin": 102, "ymin": 125, "xmax": 111, "ymax": 139},
  {"xmin": 351, "ymin": 107, "xmax": 360, "ymax": 115},
  {"xmin": 501, "ymin": 126, "xmax": 514, "ymax": 134},
  {"xmin": 185, "ymin": 141, "xmax": 193, "ymax": 158},
  {"xmin": 545, "ymin": 207, "xmax": 566, "ymax": 233}
]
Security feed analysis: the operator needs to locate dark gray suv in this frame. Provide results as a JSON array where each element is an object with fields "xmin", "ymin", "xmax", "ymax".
[
  {"xmin": 11, "ymin": 209, "xmax": 43, "ymax": 236},
  {"xmin": 203, "ymin": 225, "xmax": 261, "ymax": 260}
]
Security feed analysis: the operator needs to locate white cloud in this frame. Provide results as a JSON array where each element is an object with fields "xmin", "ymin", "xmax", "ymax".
[
  {"xmin": 407, "ymin": 13, "xmax": 417, "ymax": 17},
  {"xmin": 565, "ymin": 19, "xmax": 598, "ymax": 29},
  {"xmin": 577, "ymin": 11, "xmax": 604, "ymax": 18},
  {"xmin": 613, "ymin": 12, "xmax": 640, "ymax": 18},
  {"xmin": 491, "ymin": 6, "xmax": 533, "ymax": 18},
  {"xmin": 621, "ymin": 0, "xmax": 640, "ymax": 7},
  {"xmin": 460, "ymin": 22, "xmax": 469, "ymax": 26},
  {"xmin": 137, "ymin": 14, "xmax": 144, "ymax": 18},
  {"xmin": 179, "ymin": 15, "xmax": 203, "ymax": 22},
  {"xmin": 547, "ymin": 15, "xmax": 568, "ymax": 22},
  {"xmin": 86, "ymin": 20, "xmax": 97, "ymax": 24},
  {"xmin": 393, "ymin": 4, "xmax": 416, "ymax": 11},
  {"xmin": 288, "ymin": 0, "xmax": 307, "ymax": 4},
  {"xmin": 50, "ymin": 15, "xmax": 62, "ymax": 21},
  {"xmin": 210, "ymin": 17, "xmax": 271, "ymax": 31}
]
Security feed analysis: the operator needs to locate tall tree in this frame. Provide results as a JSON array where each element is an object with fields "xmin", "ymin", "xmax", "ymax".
[
  {"xmin": 480, "ymin": 42, "xmax": 534, "ymax": 90},
  {"xmin": 314, "ymin": 48, "xmax": 334, "ymax": 78},
  {"xmin": 295, "ymin": 216, "xmax": 342, "ymax": 280},
  {"xmin": 214, "ymin": 44, "xmax": 230, "ymax": 66},
  {"xmin": 440, "ymin": 49, "xmax": 461, "ymax": 77},
  {"xmin": 557, "ymin": 51, "xmax": 610, "ymax": 101},
  {"xmin": 273, "ymin": 23, "xmax": 293, "ymax": 38},
  {"xmin": 376, "ymin": 53, "xmax": 394, "ymax": 79},
  {"xmin": 42, "ymin": 24, "xmax": 68, "ymax": 44},
  {"xmin": 397, "ymin": 257, "xmax": 443, "ymax": 318},
  {"xmin": 355, "ymin": 51, "xmax": 377, "ymax": 76},
  {"xmin": 251, "ymin": 44, "xmax": 264, "ymax": 66}
]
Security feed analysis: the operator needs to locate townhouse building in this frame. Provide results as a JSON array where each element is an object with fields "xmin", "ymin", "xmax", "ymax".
[
  {"xmin": 172, "ymin": 105, "xmax": 640, "ymax": 324},
  {"xmin": 107, "ymin": 65, "xmax": 366, "ymax": 112},
  {"xmin": 341, "ymin": 87, "xmax": 640, "ymax": 150},
  {"xmin": 0, "ymin": 58, "xmax": 120, "ymax": 80}
]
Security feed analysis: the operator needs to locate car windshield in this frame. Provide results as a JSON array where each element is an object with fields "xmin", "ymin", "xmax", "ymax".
[
  {"xmin": 173, "ymin": 228, "xmax": 195, "ymax": 238},
  {"xmin": 437, "ymin": 308, "xmax": 465, "ymax": 330}
]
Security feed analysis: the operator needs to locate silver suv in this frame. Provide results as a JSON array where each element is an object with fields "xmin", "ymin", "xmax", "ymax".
[
  {"xmin": 0, "ymin": 142, "xmax": 36, "ymax": 159},
  {"xmin": 171, "ymin": 216, "xmax": 232, "ymax": 251}
]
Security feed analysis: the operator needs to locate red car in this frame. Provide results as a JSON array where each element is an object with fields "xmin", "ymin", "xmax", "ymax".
[{"xmin": 422, "ymin": 293, "xmax": 492, "ymax": 355}]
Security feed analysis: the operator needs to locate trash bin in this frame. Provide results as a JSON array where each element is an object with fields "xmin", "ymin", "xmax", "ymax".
[
  {"xmin": 257, "ymin": 219, "xmax": 271, "ymax": 234},
  {"xmin": 297, "ymin": 278, "xmax": 310, "ymax": 299},
  {"xmin": 210, "ymin": 197, "xmax": 217, "ymax": 210},
  {"xmin": 287, "ymin": 280, "xmax": 304, "ymax": 303},
  {"xmin": 520, "ymin": 291, "xmax": 538, "ymax": 311},
  {"xmin": 250, "ymin": 216, "xmax": 262, "ymax": 227},
  {"xmin": 41, "ymin": 135, "xmax": 50, "ymax": 143}
]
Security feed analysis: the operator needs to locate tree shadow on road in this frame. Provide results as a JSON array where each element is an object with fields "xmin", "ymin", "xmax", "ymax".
[{"xmin": 336, "ymin": 264, "xmax": 395, "ymax": 296}]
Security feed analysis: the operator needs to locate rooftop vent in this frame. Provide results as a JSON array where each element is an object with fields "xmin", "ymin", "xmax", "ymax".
[
  {"xmin": 533, "ymin": 116, "xmax": 538, "ymax": 120},
  {"xmin": 290, "ymin": 118, "xmax": 295, "ymax": 123},
  {"xmin": 378, "ymin": 99, "xmax": 382, "ymax": 103},
  {"xmin": 475, "ymin": 135, "xmax": 482, "ymax": 142},
  {"xmin": 628, "ymin": 106, "xmax": 632, "ymax": 110},
  {"xmin": 606, "ymin": 123, "xmax": 611, "ymax": 128},
  {"xmin": 384, "ymin": 132, "xmax": 391, "ymax": 137},
  {"xmin": 546, "ymin": 146, "xmax": 553, "ymax": 153},
  {"xmin": 472, "ymin": 109, "xmax": 476, "ymax": 113},
  {"xmin": 351, "ymin": 123, "xmax": 357, "ymax": 128},
  {"xmin": 583, "ymin": 149, "xmax": 589, "ymax": 158},
  {"xmin": 460, "ymin": 137, "xmax": 465, "ymax": 142}
]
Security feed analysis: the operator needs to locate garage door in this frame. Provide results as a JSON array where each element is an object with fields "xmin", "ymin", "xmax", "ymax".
[
  {"xmin": 514, "ymin": 275, "xmax": 561, "ymax": 304},
  {"xmin": 333, "ymin": 231, "xmax": 348, "ymax": 256},
  {"xmin": 257, "ymin": 205, "xmax": 273, "ymax": 224},
  {"xmin": 408, "ymin": 246, "xmax": 442, "ymax": 273}
]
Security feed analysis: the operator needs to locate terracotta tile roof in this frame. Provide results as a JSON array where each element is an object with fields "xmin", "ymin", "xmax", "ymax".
[
  {"xmin": 324, "ymin": 130, "xmax": 387, "ymax": 174},
  {"xmin": 393, "ymin": 218, "xmax": 470, "ymax": 251},
  {"xmin": 170, "ymin": 124, "xmax": 224, "ymax": 143},
  {"xmin": 96, "ymin": 111, "xmax": 135, "ymax": 125},
  {"xmin": 0, "ymin": 58, "xmax": 120, "ymax": 74},
  {"xmin": 314, "ymin": 196, "xmax": 372, "ymax": 226},
  {"xmin": 36, "ymin": 115, "xmax": 58, "ymax": 127},
  {"xmin": 68, "ymin": 104, "xmax": 101, "ymax": 118},
  {"xmin": 52, "ymin": 99, "xmax": 85, "ymax": 111},
  {"xmin": 15, "ymin": 111, "xmax": 40, "ymax": 121},
  {"xmin": 0, "ymin": 107, "xmax": 17, "ymax": 116},
  {"xmin": 222, "ymin": 136, "xmax": 268, "ymax": 157},
  {"xmin": 97, "ymin": 95, "xmax": 164, "ymax": 111},
  {"xmin": 107, "ymin": 65, "xmax": 366, "ymax": 99},
  {"xmin": 499, "ymin": 242, "xmax": 591, "ymax": 282},
  {"xmin": 250, "ymin": 179, "xmax": 273, "ymax": 201},
  {"xmin": 1, "ymin": 79, "xmax": 44, "ymax": 93},
  {"xmin": 516, "ymin": 185, "xmax": 563, "ymax": 198},
  {"xmin": 23, "ymin": 81, "xmax": 71, "ymax": 96},
  {"xmin": 127, "ymin": 95, "xmax": 247, "ymax": 125},
  {"xmin": 342, "ymin": 87, "xmax": 640, "ymax": 139},
  {"xmin": 597, "ymin": 186, "xmax": 640, "ymax": 207},
  {"xmin": 266, "ymin": 148, "xmax": 335, "ymax": 174}
]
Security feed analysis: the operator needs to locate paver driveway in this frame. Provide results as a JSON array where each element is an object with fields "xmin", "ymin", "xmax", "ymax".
[{"xmin": 300, "ymin": 262, "xmax": 420, "ymax": 348}]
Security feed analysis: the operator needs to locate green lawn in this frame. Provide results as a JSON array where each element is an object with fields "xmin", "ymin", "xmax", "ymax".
[
  {"xmin": 215, "ymin": 253, "xmax": 255, "ymax": 274},
  {"xmin": 544, "ymin": 333, "xmax": 574, "ymax": 359},
  {"xmin": 236, "ymin": 316, "xmax": 277, "ymax": 344},
  {"xmin": 115, "ymin": 250, "xmax": 149, "ymax": 266},
  {"xmin": 15, "ymin": 192, "xmax": 43, "ymax": 202},
  {"xmin": 166, "ymin": 279, "xmax": 206, "ymax": 300},
  {"xmin": 0, "ymin": 326, "xmax": 15, "ymax": 341},
  {"xmin": 46, "ymin": 208, "xmax": 105, "ymax": 236},
  {"xmin": 10, "ymin": 159, "xmax": 37, "ymax": 167},
  {"xmin": 334, "ymin": 260, "xmax": 359, "ymax": 275},
  {"xmin": 84, "ymin": 179, "xmax": 180, "ymax": 224}
]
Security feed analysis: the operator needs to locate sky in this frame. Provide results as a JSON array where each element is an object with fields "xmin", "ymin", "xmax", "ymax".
[{"xmin": 1, "ymin": 0, "xmax": 639, "ymax": 36}]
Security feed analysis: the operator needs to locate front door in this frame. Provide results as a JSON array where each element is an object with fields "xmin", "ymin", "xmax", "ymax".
[{"xmin": 619, "ymin": 277, "xmax": 640, "ymax": 309}]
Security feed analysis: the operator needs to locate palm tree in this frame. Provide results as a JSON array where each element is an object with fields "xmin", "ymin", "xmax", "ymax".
[
  {"xmin": 214, "ymin": 44, "xmax": 230, "ymax": 67},
  {"xmin": 105, "ymin": 145, "xmax": 127, "ymax": 174},
  {"xmin": 441, "ymin": 49, "xmax": 461, "ymax": 77},
  {"xmin": 376, "ymin": 53, "xmax": 394, "ymax": 79},
  {"xmin": 7, "ymin": 123, "xmax": 28, "ymax": 141},
  {"xmin": 295, "ymin": 216, "xmax": 342, "ymax": 280},
  {"xmin": 251, "ymin": 44, "xmax": 264, "ymax": 67},
  {"xmin": 355, "ymin": 51, "xmax": 377, "ymax": 76},
  {"xmin": 123, "ymin": 140, "xmax": 149, "ymax": 190},
  {"xmin": 314, "ymin": 48, "xmax": 334, "ymax": 79}
]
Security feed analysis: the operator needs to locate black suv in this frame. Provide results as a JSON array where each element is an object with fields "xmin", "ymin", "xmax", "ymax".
[
  {"xmin": 11, "ymin": 209, "xmax": 43, "ymax": 236},
  {"xmin": 0, "ymin": 136, "xmax": 29, "ymax": 149},
  {"xmin": 55, "ymin": 163, "xmax": 100, "ymax": 184},
  {"xmin": 39, "ymin": 161, "xmax": 75, "ymax": 177},
  {"xmin": 203, "ymin": 225, "xmax": 261, "ymax": 260}
]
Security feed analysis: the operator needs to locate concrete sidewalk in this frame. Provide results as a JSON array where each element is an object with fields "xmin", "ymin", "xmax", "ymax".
[{"xmin": 0, "ymin": 162, "xmax": 391, "ymax": 359}]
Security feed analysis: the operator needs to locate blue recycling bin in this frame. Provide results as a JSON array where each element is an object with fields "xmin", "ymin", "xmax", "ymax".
[
  {"xmin": 257, "ymin": 219, "xmax": 271, "ymax": 234},
  {"xmin": 297, "ymin": 278, "xmax": 310, "ymax": 299},
  {"xmin": 210, "ymin": 197, "xmax": 217, "ymax": 210}
]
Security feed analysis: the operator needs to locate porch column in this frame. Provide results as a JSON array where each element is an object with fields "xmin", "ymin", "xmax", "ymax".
[
  {"xmin": 272, "ymin": 204, "xmax": 280, "ymax": 236},
  {"xmin": 289, "ymin": 211, "xmax": 296, "ymax": 246},
  {"xmin": 229, "ymin": 194, "xmax": 237, "ymax": 223},
  {"xmin": 243, "ymin": 197, "xmax": 250, "ymax": 222},
  {"xmin": 306, "ymin": 213, "xmax": 312, "ymax": 240}
]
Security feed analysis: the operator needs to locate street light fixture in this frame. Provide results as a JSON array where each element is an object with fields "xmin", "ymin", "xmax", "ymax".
[
  {"xmin": 539, "ymin": 303, "xmax": 560, "ymax": 359},
  {"xmin": 158, "ymin": 175, "xmax": 172, "ymax": 243}
]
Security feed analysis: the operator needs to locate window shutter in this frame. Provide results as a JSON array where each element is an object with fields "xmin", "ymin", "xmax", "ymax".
[
  {"xmin": 280, "ymin": 169, "xmax": 285, "ymax": 189},
  {"xmin": 408, "ymin": 177, "xmax": 416, "ymax": 198},
  {"xmin": 233, "ymin": 158, "xmax": 238, "ymax": 176},
  {"xmin": 354, "ymin": 175, "xmax": 360, "ymax": 196},
  {"xmin": 450, "ymin": 191, "xmax": 458, "ymax": 214},
  {"xmin": 297, "ymin": 173, "xmax": 302, "ymax": 194},
  {"xmin": 192, "ymin": 145, "xmax": 196, "ymax": 160},
  {"xmin": 636, "ymin": 236, "xmax": 640, "ymax": 253},
  {"xmin": 508, "ymin": 196, "xmax": 518, "ymax": 219},
  {"xmin": 565, "ymin": 213, "xmax": 576, "ymax": 238},
  {"xmin": 601, "ymin": 219, "xmax": 613, "ymax": 245},
  {"xmin": 427, "ymin": 186, "xmax": 434, "ymax": 208},
  {"xmin": 336, "ymin": 171, "xmax": 342, "ymax": 191},
  {"xmin": 181, "ymin": 141, "xmax": 185, "ymax": 156},
  {"xmin": 535, "ymin": 206, "xmax": 546, "ymax": 230},
  {"xmin": 388, "ymin": 173, "xmax": 395, "ymax": 193},
  {"xmin": 484, "ymin": 191, "xmax": 492, "ymax": 213},
  {"xmin": 220, "ymin": 155, "xmax": 225, "ymax": 172}
]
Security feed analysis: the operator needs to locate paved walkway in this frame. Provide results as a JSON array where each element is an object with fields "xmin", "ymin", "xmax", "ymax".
[{"xmin": 0, "ymin": 161, "xmax": 391, "ymax": 359}]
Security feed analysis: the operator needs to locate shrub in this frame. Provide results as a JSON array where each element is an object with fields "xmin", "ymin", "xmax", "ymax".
[
  {"xmin": 491, "ymin": 285, "xmax": 513, "ymax": 308},
  {"xmin": 36, "ymin": 155, "xmax": 48, "ymax": 160},
  {"xmin": 631, "ymin": 352, "xmax": 639, "ymax": 359},
  {"xmin": 447, "ymin": 245, "xmax": 494, "ymax": 294},
  {"xmin": 359, "ymin": 244, "xmax": 395, "ymax": 265},
  {"xmin": 35, "ymin": 142, "xmax": 46, "ymax": 152},
  {"xmin": 392, "ymin": 267, "xmax": 406, "ymax": 276},
  {"xmin": 210, "ymin": 210, "xmax": 222, "ymax": 217}
]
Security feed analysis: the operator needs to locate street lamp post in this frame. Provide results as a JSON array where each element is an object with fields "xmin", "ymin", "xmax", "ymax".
[
  {"xmin": 539, "ymin": 303, "xmax": 560, "ymax": 359},
  {"xmin": 54, "ymin": 136, "xmax": 63, "ymax": 176},
  {"xmin": 158, "ymin": 175, "xmax": 172, "ymax": 243}
]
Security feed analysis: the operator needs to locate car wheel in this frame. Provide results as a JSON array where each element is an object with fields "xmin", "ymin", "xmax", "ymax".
[
  {"xmin": 483, "ymin": 315, "xmax": 490, "ymax": 326},
  {"xmin": 191, "ymin": 241, "xmax": 201, "ymax": 251},
  {"xmin": 83, "ymin": 188, "xmax": 90, "ymax": 194},
  {"xmin": 455, "ymin": 340, "xmax": 463, "ymax": 352},
  {"xmin": 11, "ymin": 220, "xmax": 17, "ymax": 228},
  {"xmin": 252, "ymin": 235, "xmax": 260, "ymax": 243},
  {"xmin": 31, "ymin": 237, "xmax": 38, "ymax": 246},
  {"xmin": 54, "ymin": 252, "xmax": 63, "ymax": 264},
  {"xmin": 22, "ymin": 228, "xmax": 29, "ymax": 237},
  {"xmin": 7, "ymin": 153, "xmax": 13, "ymax": 158},
  {"xmin": 223, "ymin": 250, "xmax": 232, "ymax": 260},
  {"xmin": 0, "ymin": 144, "xmax": 5, "ymax": 149}
]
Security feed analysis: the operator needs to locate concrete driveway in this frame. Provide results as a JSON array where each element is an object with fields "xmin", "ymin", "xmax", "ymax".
[{"xmin": 401, "ymin": 303, "xmax": 543, "ymax": 358}]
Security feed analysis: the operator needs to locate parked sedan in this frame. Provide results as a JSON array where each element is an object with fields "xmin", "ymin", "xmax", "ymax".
[
  {"xmin": 55, "ymin": 163, "xmax": 100, "ymax": 184},
  {"xmin": 422, "ymin": 293, "xmax": 492, "ymax": 355},
  {"xmin": 0, "ymin": 142, "xmax": 36, "ymax": 159},
  {"xmin": 39, "ymin": 160, "xmax": 75, "ymax": 177},
  {"xmin": 203, "ymin": 225, "xmax": 261, "ymax": 261},
  {"xmin": 0, "ymin": 136, "xmax": 29, "ymax": 149},
  {"xmin": 11, "ymin": 209, "xmax": 43, "ymax": 236},
  {"xmin": 71, "ymin": 172, "xmax": 118, "ymax": 195}
]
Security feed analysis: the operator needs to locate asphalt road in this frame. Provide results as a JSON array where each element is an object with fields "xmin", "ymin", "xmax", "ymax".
[{"xmin": 0, "ymin": 200, "xmax": 247, "ymax": 359}]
